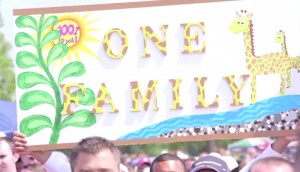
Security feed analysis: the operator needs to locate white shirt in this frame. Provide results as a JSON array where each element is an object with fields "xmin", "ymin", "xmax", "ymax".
[
  {"xmin": 43, "ymin": 151, "xmax": 71, "ymax": 172},
  {"xmin": 239, "ymin": 144, "xmax": 282, "ymax": 172}
]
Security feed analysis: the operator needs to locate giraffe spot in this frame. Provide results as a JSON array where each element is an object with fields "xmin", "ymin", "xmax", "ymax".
[{"xmin": 246, "ymin": 45, "xmax": 250, "ymax": 51}]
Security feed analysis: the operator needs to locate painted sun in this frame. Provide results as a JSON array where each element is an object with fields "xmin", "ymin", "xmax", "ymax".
[{"xmin": 48, "ymin": 13, "xmax": 101, "ymax": 66}]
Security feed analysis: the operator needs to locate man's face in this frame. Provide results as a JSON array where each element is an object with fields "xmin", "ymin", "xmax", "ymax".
[
  {"xmin": 0, "ymin": 141, "xmax": 18, "ymax": 172},
  {"xmin": 21, "ymin": 155, "xmax": 40, "ymax": 166},
  {"xmin": 152, "ymin": 160, "xmax": 185, "ymax": 172},
  {"xmin": 73, "ymin": 149, "xmax": 119, "ymax": 172}
]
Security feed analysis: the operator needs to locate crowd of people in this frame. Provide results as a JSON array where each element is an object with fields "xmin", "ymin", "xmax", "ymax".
[{"xmin": 0, "ymin": 130, "xmax": 299, "ymax": 172}]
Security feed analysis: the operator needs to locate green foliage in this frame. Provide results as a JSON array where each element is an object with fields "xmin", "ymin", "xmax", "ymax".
[
  {"xmin": 216, "ymin": 139, "xmax": 238, "ymax": 148},
  {"xmin": 41, "ymin": 16, "xmax": 58, "ymax": 31},
  {"xmin": 61, "ymin": 109, "xmax": 96, "ymax": 129},
  {"xmin": 18, "ymin": 72, "xmax": 50, "ymax": 89},
  {"xmin": 119, "ymin": 140, "xmax": 237, "ymax": 157},
  {"xmin": 71, "ymin": 88, "xmax": 95, "ymax": 106},
  {"xmin": 15, "ymin": 15, "xmax": 38, "ymax": 31},
  {"xmin": 41, "ymin": 30, "xmax": 60, "ymax": 48},
  {"xmin": 0, "ymin": 32, "xmax": 15, "ymax": 101},
  {"xmin": 16, "ymin": 51, "xmax": 41, "ymax": 69},
  {"xmin": 15, "ymin": 14, "xmax": 96, "ymax": 144},
  {"xmin": 15, "ymin": 32, "xmax": 36, "ymax": 47},
  {"xmin": 47, "ymin": 43, "xmax": 68, "ymax": 66},
  {"xmin": 19, "ymin": 90, "xmax": 55, "ymax": 110},
  {"xmin": 119, "ymin": 141, "xmax": 207, "ymax": 157},
  {"xmin": 20, "ymin": 115, "xmax": 53, "ymax": 136},
  {"xmin": 58, "ymin": 61, "xmax": 85, "ymax": 85}
]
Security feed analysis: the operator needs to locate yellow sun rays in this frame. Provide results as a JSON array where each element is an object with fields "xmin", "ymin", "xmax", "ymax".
[{"xmin": 46, "ymin": 13, "xmax": 101, "ymax": 68}]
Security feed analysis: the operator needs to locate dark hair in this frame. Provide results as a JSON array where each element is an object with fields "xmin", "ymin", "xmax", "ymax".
[
  {"xmin": 231, "ymin": 167, "xmax": 239, "ymax": 172},
  {"xmin": 0, "ymin": 137, "xmax": 14, "ymax": 153},
  {"xmin": 69, "ymin": 136, "xmax": 120, "ymax": 172},
  {"xmin": 150, "ymin": 153, "xmax": 186, "ymax": 172},
  {"xmin": 249, "ymin": 157, "xmax": 293, "ymax": 172}
]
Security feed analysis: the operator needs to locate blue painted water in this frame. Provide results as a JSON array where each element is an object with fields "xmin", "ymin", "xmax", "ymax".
[{"xmin": 118, "ymin": 95, "xmax": 300, "ymax": 140}]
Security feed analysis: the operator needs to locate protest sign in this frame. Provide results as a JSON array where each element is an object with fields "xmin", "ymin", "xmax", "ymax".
[{"xmin": 13, "ymin": 0, "xmax": 300, "ymax": 148}]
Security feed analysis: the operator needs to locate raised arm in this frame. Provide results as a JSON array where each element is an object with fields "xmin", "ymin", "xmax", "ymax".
[
  {"xmin": 13, "ymin": 131, "xmax": 71, "ymax": 172},
  {"xmin": 13, "ymin": 131, "xmax": 51, "ymax": 164},
  {"xmin": 239, "ymin": 135, "xmax": 297, "ymax": 172}
]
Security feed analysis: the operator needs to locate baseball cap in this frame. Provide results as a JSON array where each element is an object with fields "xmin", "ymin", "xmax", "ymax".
[
  {"xmin": 222, "ymin": 156, "xmax": 238, "ymax": 171},
  {"xmin": 190, "ymin": 155, "xmax": 231, "ymax": 172}
]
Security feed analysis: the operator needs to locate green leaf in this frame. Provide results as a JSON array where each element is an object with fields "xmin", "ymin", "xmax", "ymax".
[
  {"xmin": 20, "ymin": 90, "xmax": 55, "ymax": 110},
  {"xmin": 61, "ymin": 109, "xmax": 96, "ymax": 129},
  {"xmin": 18, "ymin": 72, "xmax": 51, "ymax": 89},
  {"xmin": 41, "ymin": 16, "xmax": 58, "ymax": 31},
  {"xmin": 71, "ymin": 88, "xmax": 95, "ymax": 106},
  {"xmin": 20, "ymin": 115, "xmax": 53, "ymax": 137},
  {"xmin": 58, "ymin": 61, "xmax": 85, "ymax": 85},
  {"xmin": 15, "ymin": 15, "xmax": 37, "ymax": 31},
  {"xmin": 15, "ymin": 32, "xmax": 36, "ymax": 47},
  {"xmin": 41, "ymin": 30, "xmax": 60, "ymax": 48},
  {"xmin": 47, "ymin": 43, "xmax": 68, "ymax": 66},
  {"xmin": 16, "ymin": 51, "xmax": 40, "ymax": 69}
]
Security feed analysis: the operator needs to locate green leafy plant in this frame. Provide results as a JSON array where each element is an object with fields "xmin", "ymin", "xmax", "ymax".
[
  {"xmin": 15, "ymin": 14, "xmax": 96, "ymax": 144},
  {"xmin": 0, "ymin": 31, "xmax": 15, "ymax": 101}
]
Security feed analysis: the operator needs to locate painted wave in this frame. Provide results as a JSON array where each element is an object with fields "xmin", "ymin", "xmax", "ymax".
[{"xmin": 118, "ymin": 95, "xmax": 300, "ymax": 140}]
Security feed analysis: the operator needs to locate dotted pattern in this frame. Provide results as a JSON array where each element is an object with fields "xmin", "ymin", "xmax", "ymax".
[{"xmin": 159, "ymin": 109, "xmax": 300, "ymax": 138}]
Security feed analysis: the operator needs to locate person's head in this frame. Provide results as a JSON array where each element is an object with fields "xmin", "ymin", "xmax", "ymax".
[
  {"xmin": 70, "ymin": 136, "xmax": 121, "ymax": 172},
  {"xmin": 247, "ymin": 147, "xmax": 258, "ymax": 159},
  {"xmin": 249, "ymin": 157, "xmax": 294, "ymax": 172},
  {"xmin": 190, "ymin": 155, "xmax": 230, "ymax": 172},
  {"xmin": 137, "ymin": 157, "xmax": 152, "ymax": 172},
  {"xmin": 0, "ymin": 137, "xmax": 19, "ymax": 172},
  {"xmin": 20, "ymin": 155, "xmax": 40, "ymax": 166},
  {"xmin": 20, "ymin": 163, "xmax": 46, "ymax": 172},
  {"xmin": 150, "ymin": 153, "xmax": 185, "ymax": 172},
  {"xmin": 218, "ymin": 148, "xmax": 228, "ymax": 156}
]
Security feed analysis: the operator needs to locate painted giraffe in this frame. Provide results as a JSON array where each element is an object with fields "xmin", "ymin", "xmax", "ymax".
[
  {"xmin": 274, "ymin": 30, "xmax": 300, "ymax": 87},
  {"xmin": 229, "ymin": 10, "xmax": 291, "ymax": 103}
]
